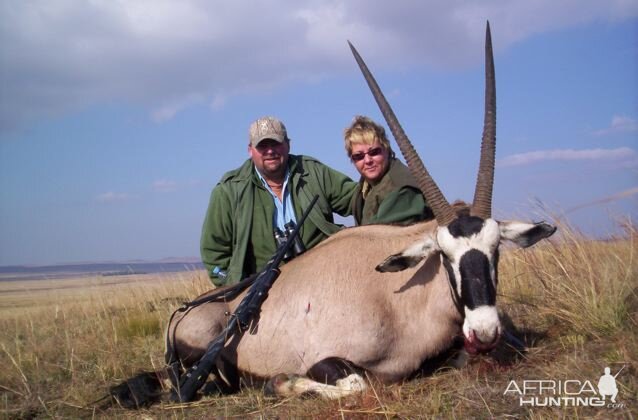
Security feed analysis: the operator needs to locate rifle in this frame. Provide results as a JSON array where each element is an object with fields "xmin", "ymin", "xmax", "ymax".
[
  {"xmin": 171, "ymin": 195, "xmax": 319, "ymax": 403},
  {"xmin": 613, "ymin": 365, "xmax": 626, "ymax": 378}
]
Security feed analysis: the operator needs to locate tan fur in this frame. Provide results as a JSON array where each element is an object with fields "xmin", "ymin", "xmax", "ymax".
[{"xmin": 171, "ymin": 219, "xmax": 463, "ymax": 384}]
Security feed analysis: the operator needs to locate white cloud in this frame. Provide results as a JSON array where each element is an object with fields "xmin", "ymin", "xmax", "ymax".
[
  {"xmin": 498, "ymin": 147, "xmax": 636, "ymax": 167},
  {"xmin": 209, "ymin": 94, "xmax": 227, "ymax": 112},
  {"xmin": 95, "ymin": 191, "xmax": 132, "ymax": 202},
  {"xmin": 567, "ymin": 187, "xmax": 638, "ymax": 213},
  {"xmin": 1, "ymin": 0, "xmax": 636, "ymax": 129},
  {"xmin": 151, "ymin": 93, "xmax": 204, "ymax": 123},
  {"xmin": 152, "ymin": 179, "xmax": 178, "ymax": 192},
  {"xmin": 593, "ymin": 115, "xmax": 638, "ymax": 136}
]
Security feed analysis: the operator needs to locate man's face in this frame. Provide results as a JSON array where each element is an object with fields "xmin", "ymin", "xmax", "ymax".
[{"xmin": 249, "ymin": 139, "xmax": 290, "ymax": 180}]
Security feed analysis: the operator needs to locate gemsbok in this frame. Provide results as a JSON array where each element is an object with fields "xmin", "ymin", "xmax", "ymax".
[{"xmin": 112, "ymin": 22, "xmax": 556, "ymax": 408}]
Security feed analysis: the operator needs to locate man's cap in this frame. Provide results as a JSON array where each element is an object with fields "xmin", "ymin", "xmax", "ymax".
[{"xmin": 249, "ymin": 116, "xmax": 288, "ymax": 147}]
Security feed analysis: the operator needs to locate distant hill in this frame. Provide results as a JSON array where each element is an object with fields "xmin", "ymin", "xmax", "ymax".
[
  {"xmin": 156, "ymin": 256, "xmax": 202, "ymax": 263},
  {"xmin": 0, "ymin": 258, "xmax": 204, "ymax": 281}
]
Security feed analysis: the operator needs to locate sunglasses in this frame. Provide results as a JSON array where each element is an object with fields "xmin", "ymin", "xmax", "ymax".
[{"xmin": 351, "ymin": 147, "xmax": 384, "ymax": 162}]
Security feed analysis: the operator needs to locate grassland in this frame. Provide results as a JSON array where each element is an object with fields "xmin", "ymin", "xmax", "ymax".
[{"xmin": 1, "ymin": 218, "xmax": 636, "ymax": 419}]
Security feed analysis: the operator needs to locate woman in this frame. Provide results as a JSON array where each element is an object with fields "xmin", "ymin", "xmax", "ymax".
[{"xmin": 344, "ymin": 115, "xmax": 433, "ymax": 226}]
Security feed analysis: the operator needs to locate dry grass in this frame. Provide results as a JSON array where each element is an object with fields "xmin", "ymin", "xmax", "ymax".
[{"xmin": 1, "ymin": 219, "xmax": 636, "ymax": 418}]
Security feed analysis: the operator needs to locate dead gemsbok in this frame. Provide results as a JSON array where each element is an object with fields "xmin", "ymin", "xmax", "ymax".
[{"xmin": 112, "ymin": 22, "xmax": 556, "ymax": 407}]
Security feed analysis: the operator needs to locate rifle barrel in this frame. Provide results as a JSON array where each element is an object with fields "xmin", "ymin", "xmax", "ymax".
[{"xmin": 613, "ymin": 365, "xmax": 626, "ymax": 378}]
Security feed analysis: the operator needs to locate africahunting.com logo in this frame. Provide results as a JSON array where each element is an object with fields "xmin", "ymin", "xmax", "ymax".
[{"xmin": 504, "ymin": 366, "xmax": 627, "ymax": 408}]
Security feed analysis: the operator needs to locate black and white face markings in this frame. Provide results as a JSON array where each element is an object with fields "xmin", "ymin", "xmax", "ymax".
[
  {"xmin": 375, "ymin": 215, "xmax": 556, "ymax": 348},
  {"xmin": 437, "ymin": 215, "xmax": 501, "ymax": 346}
]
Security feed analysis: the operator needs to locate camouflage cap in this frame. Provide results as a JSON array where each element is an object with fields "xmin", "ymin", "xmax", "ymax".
[{"xmin": 248, "ymin": 116, "xmax": 288, "ymax": 147}]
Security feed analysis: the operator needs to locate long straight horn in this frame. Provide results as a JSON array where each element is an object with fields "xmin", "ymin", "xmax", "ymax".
[
  {"xmin": 471, "ymin": 21, "xmax": 497, "ymax": 219},
  {"xmin": 348, "ymin": 41, "xmax": 456, "ymax": 226}
]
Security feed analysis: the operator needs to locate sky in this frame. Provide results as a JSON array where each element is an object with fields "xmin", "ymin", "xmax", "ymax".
[{"xmin": 0, "ymin": 1, "xmax": 636, "ymax": 267}]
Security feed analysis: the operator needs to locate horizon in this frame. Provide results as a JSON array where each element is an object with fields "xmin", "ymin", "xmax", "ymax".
[
  {"xmin": 1, "ymin": 2, "xmax": 636, "ymax": 266},
  {"xmin": 0, "ymin": 256, "xmax": 204, "ymax": 269},
  {"xmin": 1, "ymin": 225, "xmax": 634, "ymax": 269}
]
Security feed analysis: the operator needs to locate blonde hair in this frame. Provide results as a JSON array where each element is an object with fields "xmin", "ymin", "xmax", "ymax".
[{"xmin": 344, "ymin": 115, "xmax": 394, "ymax": 157}]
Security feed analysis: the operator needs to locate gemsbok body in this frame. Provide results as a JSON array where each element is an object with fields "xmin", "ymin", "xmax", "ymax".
[{"xmin": 112, "ymin": 22, "xmax": 556, "ymax": 407}]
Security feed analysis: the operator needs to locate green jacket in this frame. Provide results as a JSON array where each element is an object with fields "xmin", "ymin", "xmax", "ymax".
[
  {"xmin": 351, "ymin": 158, "xmax": 433, "ymax": 226},
  {"xmin": 201, "ymin": 154, "xmax": 357, "ymax": 285}
]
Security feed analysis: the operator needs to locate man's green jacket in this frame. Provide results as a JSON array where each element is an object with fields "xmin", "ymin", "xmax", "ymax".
[{"xmin": 201, "ymin": 155, "xmax": 356, "ymax": 285}]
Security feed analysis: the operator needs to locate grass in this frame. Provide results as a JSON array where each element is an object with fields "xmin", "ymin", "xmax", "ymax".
[
  {"xmin": 500, "ymin": 218, "xmax": 635, "ymax": 338},
  {"xmin": 0, "ymin": 218, "xmax": 636, "ymax": 418}
]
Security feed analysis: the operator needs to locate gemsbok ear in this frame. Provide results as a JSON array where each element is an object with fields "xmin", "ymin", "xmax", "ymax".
[
  {"xmin": 498, "ymin": 220, "xmax": 557, "ymax": 248},
  {"xmin": 376, "ymin": 236, "xmax": 440, "ymax": 272}
]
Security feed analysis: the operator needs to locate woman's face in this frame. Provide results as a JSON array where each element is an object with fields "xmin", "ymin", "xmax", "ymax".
[{"xmin": 350, "ymin": 140, "xmax": 390, "ymax": 183}]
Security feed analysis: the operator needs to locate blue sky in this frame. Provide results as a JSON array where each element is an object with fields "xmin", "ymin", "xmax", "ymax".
[{"xmin": 1, "ymin": 1, "xmax": 636, "ymax": 266}]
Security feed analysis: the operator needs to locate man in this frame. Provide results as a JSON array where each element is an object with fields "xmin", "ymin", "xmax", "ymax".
[
  {"xmin": 344, "ymin": 115, "xmax": 433, "ymax": 226},
  {"xmin": 598, "ymin": 367, "xmax": 619, "ymax": 403},
  {"xmin": 201, "ymin": 116, "xmax": 357, "ymax": 285}
]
